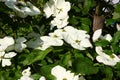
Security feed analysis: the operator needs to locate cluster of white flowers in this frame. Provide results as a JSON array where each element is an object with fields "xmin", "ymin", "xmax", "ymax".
[
  {"xmin": 27, "ymin": 26, "xmax": 92, "ymax": 51},
  {"xmin": 0, "ymin": 0, "xmax": 40, "ymax": 18},
  {"xmin": 92, "ymin": 26, "xmax": 120, "ymax": 66},
  {"xmin": 0, "ymin": 36, "xmax": 27, "ymax": 67},
  {"xmin": 18, "ymin": 65, "xmax": 86, "ymax": 80},
  {"xmin": 18, "ymin": 67, "xmax": 46, "ymax": 80},
  {"xmin": 26, "ymin": 0, "xmax": 92, "ymax": 51},
  {"xmin": 44, "ymin": 0, "xmax": 71, "ymax": 28}
]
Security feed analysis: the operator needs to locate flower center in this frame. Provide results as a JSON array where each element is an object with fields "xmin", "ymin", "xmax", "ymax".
[
  {"xmin": 75, "ymin": 40, "xmax": 80, "ymax": 44},
  {"xmin": 53, "ymin": 35, "xmax": 58, "ymax": 38},
  {"xmin": 110, "ymin": 54, "xmax": 115, "ymax": 59},
  {"xmin": 57, "ymin": 8, "xmax": 63, "ymax": 13}
]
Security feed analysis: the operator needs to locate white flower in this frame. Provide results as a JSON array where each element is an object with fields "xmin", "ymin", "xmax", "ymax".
[
  {"xmin": 51, "ymin": 15, "xmax": 69, "ymax": 28},
  {"xmin": 18, "ymin": 67, "xmax": 33, "ymax": 80},
  {"xmin": 49, "ymin": 29, "xmax": 64, "ymax": 39},
  {"xmin": 22, "ymin": 67, "xmax": 31, "ymax": 76},
  {"xmin": 14, "ymin": 37, "xmax": 27, "ymax": 52},
  {"xmin": 52, "ymin": 0, "xmax": 71, "ymax": 19},
  {"xmin": 0, "ymin": 51, "xmax": 16, "ymax": 67},
  {"xmin": 37, "ymin": 36, "xmax": 63, "ymax": 50},
  {"xmin": 39, "ymin": 76, "xmax": 46, "ymax": 80},
  {"xmin": 63, "ymin": 26, "xmax": 92, "ymax": 50},
  {"xmin": 92, "ymin": 29, "xmax": 102, "ymax": 42},
  {"xmin": 18, "ymin": 76, "xmax": 33, "ymax": 80},
  {"xmin": 0, "ymin": 36, "xmax": 14, "ymax": 51},
  {"xmin": 43, "ymin": 0, "xmax": 71, "ymax": 19},
  {"xmin": 102, "ymin": 34, "xmax": 112, "ymax": 42},
  {"xmin": 116, "ymin": 24, "xmax": 120, "ymax": 31},
  {"xmin": 51, "ymin": 65, "xmax": 79, "ymax": 80},
  {"xmin": 95, "ymin": 46, "xmax": 120, "ymax": 66},
  {"xmin": 5, "ymin": 1, "xmax": 40, "ymax": 18}
]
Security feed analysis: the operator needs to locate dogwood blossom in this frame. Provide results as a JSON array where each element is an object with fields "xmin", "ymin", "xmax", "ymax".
[
  {"xmin": 63, "ymin": 26, "xmax": 92, "ymax": 50},
  {"xmin": 18, "ymin": 67, "xmax": 33, "ymax": 80},
  {"xmin": 95, "ymin": 46, "xmax": 120, "ymax": 66},
  {"xmin": 5, "ymin": 1, "xmax": 40, "ymax": 18},
  {"xmin": 51, "ymin": 15, "xmax": 69, "ymax": 28},
  {"xmin": 0, "ymin": 51, "xmax": 16, "ymax": 67},
  {"xmin": 51, "ymin": 65, "xmax": 80, "ymax": 80},
  {"xmin": 37, "ymin": 36, "xmax": 63, "ymax": 50},
  {"xmin": 43, "ymin": 0, "xmax": 71, "ymax": 19},
  {"xmin": 92, "ymin": 29, "xmax": 112, "ymax": 42},
  {"xmin": 0, "ymin": 36, "xmax": 14, "ymax": 51},
  {"xmin": 44, "ymin": 0, "xmax": 71, "ymax": 28}
]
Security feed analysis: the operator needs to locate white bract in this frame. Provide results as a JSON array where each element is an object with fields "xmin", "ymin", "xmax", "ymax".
[
  {"xmin": 63, "ymin": 26, "xmax": 92, "ymax": 50},
  {"xmin": 37, "ymin": 36, "xmax": 63, "ymax": 50},
  {"xmin": 0, "ymin": 51, "xmax": 16, "ymax": 67},
  {"xmin": 51, "ymin": 65, "xmax": 79, "ymax": 80},
  {"xmin": 18, "ymin": 67, "xmax": 33, "ymax": 80},
  {"xmin": 49, "ymin": 29, "xmax": 64, "ymax": 39},
  {"xmin": 116, "ymin": 24, "xmax": 120, "ymax": 31},
  {"xmin": 39, "ymin": 76, "xmax": 46, "ymax": 80},
  {"xmin": 102, "ymin": 34, "xmax": 112, "ymax": 42},
  {"xmin": 51, "ymin": 15, "xmax": 69, "ymax": 28},
  {"xmin": 0, "ymin": 36, "xmax": 14, "ymax": 51},
  {"xmin": 95, "ymin": 46, "xmax": 120, "ymax": 66},
  {"xmin": 92, "ymin": 29, "xmax": 112, "ymax": 42},
  {"xmin": 92, "ymin": 29, "xmax": 102, "ymax": 42}
]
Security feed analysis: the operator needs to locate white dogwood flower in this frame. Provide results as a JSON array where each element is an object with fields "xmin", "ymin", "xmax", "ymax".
[
  {"xmin": 63, "ymin": 26, "xmax": 92, "ymax": 50},
  {"xmin": 51, "ymin": 15, "xmax": 69, "ymax": 28},
  {"xmin": 22, "ymin": 67, "xmax": 31, "ymax": 76},
  {"xmin": 51, "ymin": 65, "xmax": 79, "ymax": 80},
  {"xmin": 0, "ymin": 51, "xmax": 16, "ymax": 67},
  {"xmin": 49, "ymin": 29, "xmax": 64, "ymax": 39},
  {"xmin": 37, "ymin": 36, "xmax": 63, "ymax": 50},
  {"xmin": 0, "ymin": 36, "xmax": 14, "ymax": 51},
  {"xmin": 5, "ymin": 1, "xmax": 40, "ymax": 18},
  {"xmin": 43, "ymin": 0, "xmax": 71, "ymax": 19},
  {"xmin": 18, "ymin": 67, "xmax": 33, "ymax": 80},
  {"xmin": 95, "ymin": 46, "xmax": 120, "ymax": 66}
]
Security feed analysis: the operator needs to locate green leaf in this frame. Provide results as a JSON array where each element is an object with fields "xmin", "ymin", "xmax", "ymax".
[
  {"xmin": 40, "ymin": 65, "xmax": 55, "ymax": 80},
  {"xmin": 82, "ymin": 0, "xmax": 95, "ymax": 15},
  {"xmin": 112, "ymin": 31, "xmax": 120, "ymax": 43},
  {"xmin": 72, "ymin": 57, "xmax": 99, "ymax": 75},
  {"xmin": 95, "ymin": 39, "xmax": 110, "ymax": 47},
  {"xmin": 60, "ymin": 51, "xmax": 71, "ymax": 66},
  {"xmin": 101, "ymin": 66, "xmax": 113, "ymax": 80},
  {"xmin": 113, "ymin": 12, "xmax": 120, "ymax": 19},
  {"xmin": 21, "ymin": 48, "xmax": 53, "ymax": 65},
  {"xmin": 114, "ymin": 4, "xmax": 120, "ymax": 13}
]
